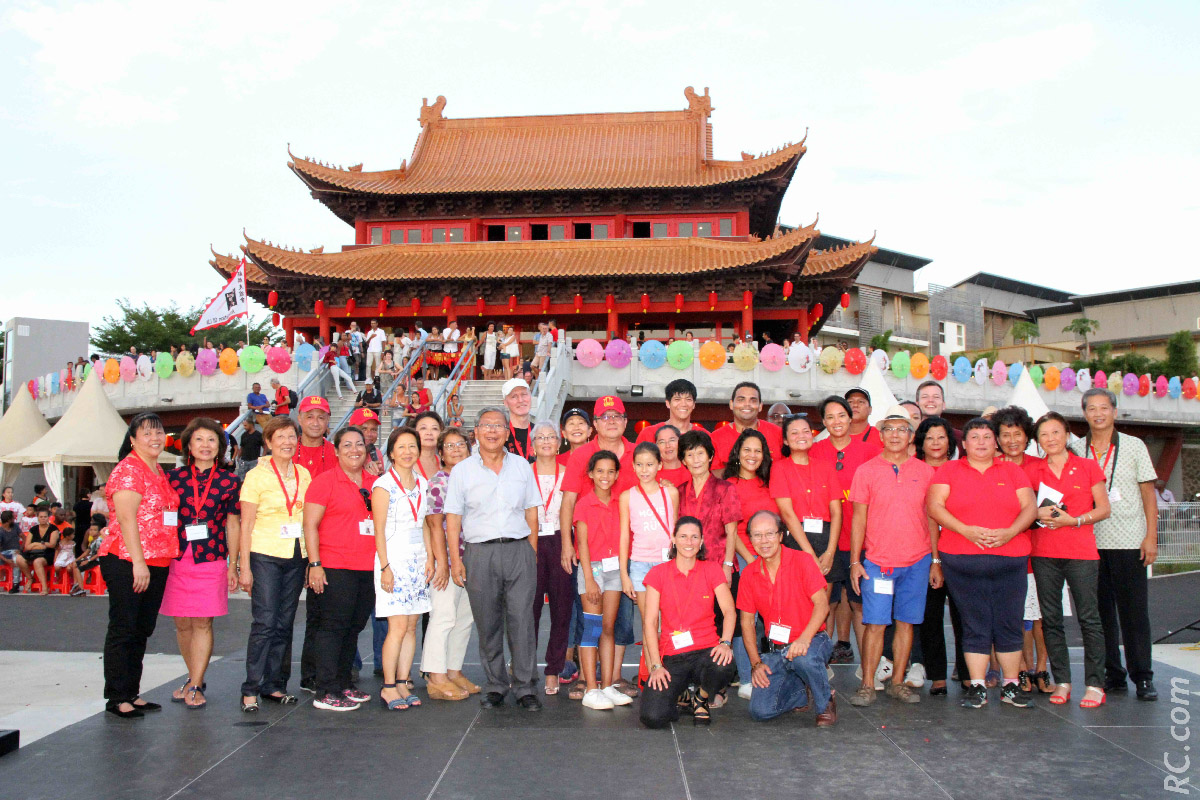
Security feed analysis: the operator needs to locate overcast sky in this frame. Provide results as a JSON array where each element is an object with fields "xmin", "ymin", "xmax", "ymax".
[{"xmin": 2, "ymin": 0, "xmax": 1196, "ymax": 329}]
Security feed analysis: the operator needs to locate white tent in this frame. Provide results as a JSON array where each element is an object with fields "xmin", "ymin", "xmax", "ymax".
[
  {"xmin": 859, "ymin": 360, "xmax": 901, "ymax": 425},
  {"xmin": 1, "ymin": 371, "xmax": 136, "ymax": 499},
  {"xmin": 0, "ymin": 383, "xmax": 52, "ymax": 490}
]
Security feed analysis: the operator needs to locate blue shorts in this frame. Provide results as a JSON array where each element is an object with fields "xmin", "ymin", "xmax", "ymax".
[
  {"xmin": 861, "ymin": 555, "xmax": 930, "ymax": 626},
  {"xmin": 628, "ymin": 560, "xmax": 663, "ymax": 593}
]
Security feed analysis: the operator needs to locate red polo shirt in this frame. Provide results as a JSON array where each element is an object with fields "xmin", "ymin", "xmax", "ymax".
[
  {"xmin": 572, "ymin": 491, "xmax": 620, "ymax": 561},
  {"xmin": 561, "ymin": 439, "xmax": 636, "ymax": 498},
  {"xmin": 296, "ymin": 440, "xmax": 337, "ymax": 478},
  {"xmin": 736, "ymin": 547, "xmax": 828, "ymax": 637},
  {"xmin": 1027, "ymin": 454, "xmax": 1105, "ymax": 560},
  {"xmin": 933, "ymin": 459, "xmax": 1033, "ymax": 557},
  {"xmin": 658, "ymin": 465, "xmax": 691, "ymax": 488},
  {"xmin": 769, "ymin": 457, "xmax": 842, "ymax": 521},
  {"xmin": 710, "ymin": 421, "xmax": 783, "ymax": 473},
  {"xmin": 728, "ymin": 475, "xmax": 777, "ymax": 553},
  {"xmin": 848, "ymin": 455, "xmax": 935, "ymax": 568},
  {"xmin": 305, "ymin": 467, "xmax": 377, "ymax": 570},
  {"xmin": 644, "ymin": 559, "xmax": 728, "ymax": 656},
  {"xmin": 810, "ymin": 436, "xmax": 882, "ymax": 550},
  {"xmin": 635, "ymin": 420, "xmax": 698, "ymax": 445}
]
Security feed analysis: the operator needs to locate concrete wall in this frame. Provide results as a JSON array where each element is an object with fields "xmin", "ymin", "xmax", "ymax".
[
  {"xmin": 1037, "ymin": 294, "xmax": 1200, "ymax": 353},
  {"xmin": 3, "ymin": 317, "xmax": 89, "ymax": 411}
]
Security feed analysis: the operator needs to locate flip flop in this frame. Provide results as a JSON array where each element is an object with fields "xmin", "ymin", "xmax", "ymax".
[
  {"xmin": 171, "ymin": 681, "xmax": 191, "ymax": 703},
  {"xmin": 186, "ymin": 684, "xmax": 207, "ymax": 710}
]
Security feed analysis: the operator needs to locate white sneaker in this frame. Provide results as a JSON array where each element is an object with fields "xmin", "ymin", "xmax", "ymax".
[
  {"xmin": 738, "ymin": 683, "xmax": 753, "ymax": 700},
  {"xmin": 583, "ymin": 688, "xmax": 615, "ymax": 710},
  {"xmin": 905, "ymin": 662, "xmax": 927, "ymax": 688},
  {"xmin": 875, "ymin": 657, "xmax": 893, "ymax": 690},
  {"xmin": 603, "ymin": 685, "xmax": 633, "ymax": 706}
]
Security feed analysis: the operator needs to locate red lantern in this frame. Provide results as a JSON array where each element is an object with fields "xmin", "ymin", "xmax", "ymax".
[
  {"xmin": 743, "ymin": 290, "xmax": 752, "ymax": 310},
  {"xmin": 476, "ymin": 297, "xmax": 485, "ymax": 315},
  {"xmin": 509, "ymin": 295, "xmax": 518, "ymax": 312},
  {"xmin": 411, "ymin": 297, "xmax": 420, "ymax": 316},
  {"xmin": 314, "ymin": 299, "xmax": 325, "ymax": 317},
  {"xmin": 675, "ymin": 293, "xmax": 684, "ymax": 313},
  {"xmin": 267, "ymin": 290, "xmax": 278, "ymax": 308},
  {"xmin": 377, "ymin": 298, "xmax": 387, "ymax": 315},
  {"xmin": 345, "ymin": 297, "xmax": 356, "ymax": 317},
  {"xmin": 605, "ymin": 294, "xmax": 615, "ymax": 312},
  {"xmin": 782, "ymin": 280, "xmax": 793, "ymax": 300},
  {"xmin": 573, "ymin": 294, "xmax": 583, "ymax": 314},
  {"xmin": 840, "ymin": 292, "xmax": 850, "ymax": 309},
  {"xmin": 641, "ymin": 293, "xmax": 650, "ymax": 313},
  {"xmin": 811, "ymin": 302, "xmax": 824, "ymax": 320},
  {"xmin": 708, "ymin": 291, "xmax": 717, "ymax": 310},
  {"xmin": 634, "ymin": 419, "xmax": 649, "ymax": 432},
  {"xmin": 541, "ymin": 295, "xmax": 551, "ymax": 314},
  {"xmin": 442, "ymin": 295, "xmax": 452, "ymax": 314},
  {"xmin": 272, "ymin": 312, "xmax": 281, "ymax": 327}
]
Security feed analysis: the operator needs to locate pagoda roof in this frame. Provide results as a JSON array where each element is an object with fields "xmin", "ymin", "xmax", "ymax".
[
  {"xmin": 232, "ymin": 224, "xmax": 826, "ymax": 284},
  {"xmin": 805, "ymin": 237, "xmax": 878, "ymax": 278},
  {"xmin": 288, "ymin": 88, "xmax": 805, "ymax": 198},
  {"xmin": 209, "ymin": 246, "xmax": 270, "ymax": 286}
]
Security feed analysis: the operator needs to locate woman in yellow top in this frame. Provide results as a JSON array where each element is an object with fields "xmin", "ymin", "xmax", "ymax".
[{"xmin": 238, "ymin": 415, "xmax": 312, "ymax": 712}]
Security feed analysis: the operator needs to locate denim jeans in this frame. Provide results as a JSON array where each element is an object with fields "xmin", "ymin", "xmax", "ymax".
[
  {"xmin": 242, "ymin": 549, "xmax": 306, "ymax": 697},
  {"xmin": 748, "ymin": 631, "xmax": 834, "ymax": 720},
  {"xmin": 568, "ymin": 566, "xmax": 634, "ymax": 648}
]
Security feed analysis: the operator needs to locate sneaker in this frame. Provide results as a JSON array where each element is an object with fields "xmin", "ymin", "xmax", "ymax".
[
  {"xmin": 848, "ymin": 686, "xmax": 877, "ymax": 707},
  {"xmin": 1001, "ymin": 682, "xmax": 1034, "ymax": 708},
  {"xmin": 69, "ymin": 586, "xmax": 87, "ymax": 597},
  {"xmin": 961, "ymin": 684, "xmax": 988, "ymax": 709},
  {"xmin": 342, "ymin": 687, "xmax": 371, "ymax": 704},
  {"xmin": 830, "ymin": 642, "xmax": 854, "ymax": 664},
  {"xmin": 885, "ymin": 682, "xmax": 921, "ymax": 704},
  {"xmin": 905, "ymin": 662, "xmax": 927, "ymax": 688},
  {"xmin": 313, "ymin": 693, "xmax": 360, "ymax": 711},
  {"xmin": 738, "ymin": 683, "xmax": 753, "ymax": 700},
  {"xmin": 299, "ymin": 681, "xmax": 317, "ymax": 694},
  {"xmin": 582, "ymin": 688, "xmax": 615, "ymax": 710},
  {"xmin": 875, "ymin": 657, "xmax": 893, "ymax": 687},
  {"xmin": 602, "ymin": 685, "xmax": 633, "ymax": 706}
]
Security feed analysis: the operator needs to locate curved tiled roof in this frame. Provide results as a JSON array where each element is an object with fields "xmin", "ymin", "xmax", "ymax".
[
  {"xmin": 209, "ymin": 247, "xmax": 270, "ymax": 286},
  {"xmin": 288, "ymin": 91, "xmax": 805, "ymax": 196},
  {"xmin": 238, "ymin": 225, "xmax": 820, "ymax": 283},
  {"xmin": 804, "ymin": 236, "xmax": 877, "ymax": 277}
]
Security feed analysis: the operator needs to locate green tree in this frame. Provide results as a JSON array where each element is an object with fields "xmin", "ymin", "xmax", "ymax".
[
  {"xmin": 1063, "ymin": 317, "xmax": 1100, "ymax": 360},
  {"xmin": 1010, "ymin": 320, "xmax": 1040, "ymax": 344},
  {"xmin": 1163, "ymin": 330, "xmax": 1200, "ymax": 377},
  {"xmin": 869, "ymin": 330, "xmax": 893, "ymax": 353},
  {"xmin": 91, "ymin": 299, "xmax": 278, "ymax": 357}
]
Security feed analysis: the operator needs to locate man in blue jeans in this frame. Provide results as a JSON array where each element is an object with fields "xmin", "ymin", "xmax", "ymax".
[{"xmin": 738, "ymin": 510, "xmax": 836, "ymax": 727}]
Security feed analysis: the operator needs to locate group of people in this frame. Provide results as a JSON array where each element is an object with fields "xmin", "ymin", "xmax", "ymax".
[
  {"xmin": 89, "ymin": 368, "xmax": 1161, "ymax": 729},
  {"xmin": 1, "ymin": 488, "xmax": 106, "ymax": 596}
]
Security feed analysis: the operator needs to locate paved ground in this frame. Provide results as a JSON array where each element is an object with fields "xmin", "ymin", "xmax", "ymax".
[{"xmin": 1, "ymin": 575, "xmax": 1198, "ymax": 800}]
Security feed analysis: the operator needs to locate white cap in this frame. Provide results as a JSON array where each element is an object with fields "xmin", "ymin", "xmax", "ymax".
[
  {"xmin": 501, "ymin": 378, "xmax": 530, "ymax": 399},
  {"xmin": 877, "ymin": 404, "xmax": 914, "ymax": 429}
]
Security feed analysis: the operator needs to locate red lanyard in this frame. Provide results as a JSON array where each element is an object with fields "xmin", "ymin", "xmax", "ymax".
[
  {"xmin": 1091, "ymin": 443, "xmax": 1114, "ymax": 474},
  {"xmin": 637, "ymin": 484, "xmax": 672, "ymax": 536},
  {"xmin": 538, "ymin": 463, "xmax": 561, "ymax": 518},
  {"xmin": 189, "ymin": 466, "xmax": 217, "ymax": 515},
  {"xmin": 390, "ymin": 468, "xmax": 421, "ymax": 523},
  {"xmin": 271, "ymin": 459, "xmax": 300, "ymax": 516},
  {"xmin": 509, "ymin": 424, "xmax": 527, "ymax": 459},
  {"xmin": 134, "ymin": 456, "xmax": 176, "ymax": 510},
  {"xmin": 416, "ymin": 458, "xmax": 429, "ymax": 481}
]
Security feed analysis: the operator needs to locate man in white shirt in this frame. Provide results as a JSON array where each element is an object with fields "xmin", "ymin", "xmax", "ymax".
[
  {"xmin": 532, "ymin": 322, "xmax": 552, "ymax": 376},
  {"xmin": 364, "ymin": 320, "xmax": 387, "ymax": 383},
  {"xmin": 444, "ymin": 321, "xmax": 460, "ymax": 359}
]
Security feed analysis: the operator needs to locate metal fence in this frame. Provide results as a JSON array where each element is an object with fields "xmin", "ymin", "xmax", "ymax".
[{"xmin": 1157, "ymin": 503, "xmax": 1200, "ymax": 565}]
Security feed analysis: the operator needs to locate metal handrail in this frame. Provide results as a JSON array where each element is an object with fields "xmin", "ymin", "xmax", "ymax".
[
  {"xmin": 225, "ymin": 363, "xmax": 330, "ymax": 440},
  {"xmin": 333, "ymin": 339, "xmax": 428, "ymax": 433},
  {"xmin": 430, "ymin": 340, "xmax": 477, "ymax": 424}
]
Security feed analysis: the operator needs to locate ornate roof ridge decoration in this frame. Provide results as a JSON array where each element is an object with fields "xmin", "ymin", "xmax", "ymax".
[
  {"xmin": 804, "ymin": 234, "xmax": 877, "ymax": 277},
  {"xmin": 233, "ymin": 222, "xmax": 821, "ymax": 283},
  {"xmin": 209, "ymin": 246, "xmax": 270, "ymax": 286},
  {"xmin": 286, "ymin": 88, "xmax": 806, "ymax": 197}
]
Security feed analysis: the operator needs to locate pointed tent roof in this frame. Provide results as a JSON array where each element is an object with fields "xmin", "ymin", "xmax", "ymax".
[
  {"xmin": 2, "ymin": 372, "xmax": 131, "ymax": 466},
  {"xmin": 0, "ymin": 383, "xmax": 51, "ymax": 457}
]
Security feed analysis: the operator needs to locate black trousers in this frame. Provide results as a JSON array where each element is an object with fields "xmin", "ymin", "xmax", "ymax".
[
  {"xmin": 918, "ymin": 583, "xmax": 966, "ymax": 682},
  {"xmin": 242, "ymin": 549, "xmax": 306, "ymax": 697},
  {"xmin": 300, "ymin": 585, "xmax": 323, "ymax": 686},
  {"xmin": 314, "ymin": 568, "xmax": 375, "ymax": 696},
  {"xmin": 640, "ymin": 649, "xmax": 736, "ymax": 729},
  {"xmin": 1097, "ymin": 548, "xmax": 1153, "ymax": 683},
  {"xmin": 100, "ymin": 555, "xmax": 169, "ymax": 705}
]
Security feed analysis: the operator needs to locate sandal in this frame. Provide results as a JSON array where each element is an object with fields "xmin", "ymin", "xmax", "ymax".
[
  {"xmin": 692, "ymin": 692, "xmax": 712, "ymax": 726},
  {"xmin": 613, "ymin": 678, "xmax": 639, "ymax": 698},
  {"xmin": 1018, "ymin": 671, "xmax": 1034, "ymax": 693},
  {"xmin": 709, "ymin": 689, "xmax": 727, "ymax": 709},
  {"xmin": 241, "ymin": 696, "xmax": 259, "ymax": 713},
  {"xmin": 171, "ymin": 681, "xmax": 192, "ymax": 703},
  {"xmin": 544, "ymin": 677, "xmax": 560, "ymax": 696},
  {"xmin": 400, "ymin": 679, "xmax": 422, "ymax": 707},
  {"xmin": 677, "ymin": 687, "xmax": 694, "ymax": 714},
  {"xmin": 262, "ymin": 692, "xmax": 297, "ymax": 705},
  {"xmin": 1049, "ymin": 685, "xmax": 1071, "ymax": 705},
  {"xmin": 427, "ymin": 681, "xmax": 469, "ymax": 701},
  {"xmin": 1036, "ymin": 671, "xmax": 1056, "ymax": 694},
  {"xmin": 568, "ymin": 683, "xmax": 586, "ymax": 701},
  {"xmin": 379, "ymin": 683, "xmax": 410, "ymax": 711},
  {"xmin": 1080, "ymin": 687, "xmax": 1106, "ymax": 708},
  {"xmin": 186, "ymin": 683, "xmax": 207, "ymax": 710}
]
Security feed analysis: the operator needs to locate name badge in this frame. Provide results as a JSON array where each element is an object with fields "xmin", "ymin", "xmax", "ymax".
[
  {"xmin": 184, "ymin": 524, "xmax": 208, "ymax": 542},
  {"xmin": 163, "ymin": 511, "xmax": 178, "ymax": 527},
  {"xmin": 601, "ymin": 556, "xmax": 619, "ymax": 572},
  {"xmin": 1108, "ymin": 488, "xmax": 1122, "ymax": 503},
  {"xmin": 539, "ymin": 523, "xmax": 555, "ymax": 537},
  {"xmin": 802, "ymin": 517, "xmax": 822, "ymax": 534},
  {"xmin": 280, "ymin": 523, "xmax": 302, "ymax": 539},
  {"xmin": 671, "ymin": 630, "xmax": 694, "ymax": 649},
  {"xmin": 359, "ymin": 520, "xmax": 374, "ymax": 536},
  {"xmin": 768, "ymin": 623, "xmax": 792, "ymax": 644},
  {"xmin": 662, "ymin": 547, "xmax": 671, "ymax": 563},
  {"xmin": 874, "ymin": 578, "xmax": 894, "ymax": 595}
]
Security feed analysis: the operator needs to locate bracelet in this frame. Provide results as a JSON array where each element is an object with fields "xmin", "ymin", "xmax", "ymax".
[
  {"xmin": 751, "ymin": 661, "xmax": 763, "ymax": 669},
  {"xmin": 719, "ymin": 640, "xmax": 732, "ymax": 647},
  {"xmin": 931, "ymin": 558, "xmax": 942, "ymax": 565},
  {"xmin": 723, "ymin": 560, "xmax": 734, "ymax": 567},
  {"xmin": 850, "ymin": 561, "xmax": 861, "ymax": 566},
  {"xmin": 380, "ymin": 563, "xmax": 391, "ymax": 572},
  {"xmin": 308, "ymin": 561, "xmax": 321, "ymax": 568}
]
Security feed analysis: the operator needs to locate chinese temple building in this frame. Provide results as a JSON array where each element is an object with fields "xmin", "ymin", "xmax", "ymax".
[{"xmin": 210, "ymin": 88, "xmax": 877, "ymax": 346}]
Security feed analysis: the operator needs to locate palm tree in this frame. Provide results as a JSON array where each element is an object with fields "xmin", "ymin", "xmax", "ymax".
[
  {"xmin": 1010, "ymin": 320, "xmax": 1040, "ymax": 344},
  {"xmin": 1063, "ymin": 317, "xmax": 1100, "ymax": 360}
]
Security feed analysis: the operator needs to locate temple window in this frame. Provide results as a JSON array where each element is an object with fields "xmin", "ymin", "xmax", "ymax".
[
  {"xmin": 550, "ymin": 224, "xmax": 565, "ymax": 240},
  {"xmin": 531, "ymin": 224, "xmax": 548, "ymax": 241},
  {"xmin": 652, "ymin": 223, "xmax": 668, "ymax": 238},
  {"xmin": 408, "ymin": 229, "xmax": 422, "ymax": 244},
  {"xmin": 389, "ymin": 230, "xmax": 403, "ymax": 244},
  {"xmin": 574, "ymin": 222, "xmax": 592, "ymax": 240},
  {"xmin": 449, "ymin": 227, "xmax": 465, "ymax": 242},
  {"xmin": 719, "ymin": 218, "xmax": 733, "ymax": 236},
  {"xmin": 697, "ymin": 222, "xmax": 712, "ymax": 237},
  {"xmin": 593, "ymin": 223, "xmax": 608, "ymax": 239},
  {"xmin": 507, "ymin": 226, "xmax": 522, "ymax": 241},
  {"xmin": 432, "ymin": 228, "xmax": 446, "ymax": 243},
  {"xmin": 487, "ymin": 225, "xmax": 505, "ymax": 241},
  {"xmin": 678, "ymin": 222, "xmax": 693, "ymax": 237},
  {"xmin": 632, "ymin": 221, "xmax": 651, "ymax": 238},
  {"xmin": 370, "ymin": 227, "xmax": 383, "ymax": 245}
]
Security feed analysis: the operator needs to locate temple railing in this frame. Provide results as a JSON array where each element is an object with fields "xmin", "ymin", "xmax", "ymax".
[
  {"xmin": 332, "ymin": 340, "xmax": 428, "ymax": 434},
  {"xmin": 226, "ymin": 363, "xmax": 329, "ymax": 441},
  {"xmin": 431, "ymin": 341, "xmax": 477, "ymax": 426},
  {"xmin": 531, "ymin": 335, "xmax": 571, "ymax": 424}
]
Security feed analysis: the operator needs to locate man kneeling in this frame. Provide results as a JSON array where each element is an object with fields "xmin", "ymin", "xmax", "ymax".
[{"xmin": 739, "ymin": 510, "xmax": 836, "ymax": 727}]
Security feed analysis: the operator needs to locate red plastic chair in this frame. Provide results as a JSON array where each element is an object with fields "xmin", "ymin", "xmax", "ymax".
[
  {"xmin": 0, "ymin": 564, "xmax": 12, "ymax": 591},
  {"xmin": 83, "ymin": 568, "xmax": 107, "ymax": 595},
  {"xmin": 54, "ymin": 568, "xmax": 74, "ymax": 594}
]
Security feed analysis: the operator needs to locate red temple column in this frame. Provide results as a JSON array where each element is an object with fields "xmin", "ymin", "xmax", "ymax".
[
  {"xmin": 607, "ymin": 309, "xmax": 619, "ymax": 341},
  {"xmin": 742, "ymin": 296, "xmax": 754, "ymax": 339},
  {"xmin": 319, "ymin": 314, "xmax": 330, "ymax": 344},
  {"xmin": 797, "ymin": 307, "xmax": 809, "ymax": 345}
]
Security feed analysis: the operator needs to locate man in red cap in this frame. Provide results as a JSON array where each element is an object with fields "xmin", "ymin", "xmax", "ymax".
[
  {"xmin": 348, "ymin": 408, "xmax": 385, "ymax": 476},
  {"xmin": 296, "ymin": 394, "xmax": 337, "ymax": 694}
]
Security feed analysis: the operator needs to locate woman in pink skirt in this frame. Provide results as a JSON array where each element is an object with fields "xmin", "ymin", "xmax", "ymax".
[{"xmin": 162, "ymin": 418, "xmax": 242, "ymax": 709}]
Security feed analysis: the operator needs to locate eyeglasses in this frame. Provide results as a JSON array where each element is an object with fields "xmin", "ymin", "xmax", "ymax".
[
  {"xmin": 533, "ymin": 435, "xmax": 559, "ymax": 443},
  {"xmin": 749, "ymin": 530, "xmax": 782, "ymax": 540},
  {"xmin": 442, "ymin": 442, "xmax": 468, "ymax": 451},
  {"xmin": 880, "ymin": 426, "xmax": 910, "ymax": 435},
  {"xmin": 477, "ymin": 422, "xmax": 506, "ymax": 430},
  {"xmin": 596, "ymin": 413, "xmax": 626, "ymax": 422}
]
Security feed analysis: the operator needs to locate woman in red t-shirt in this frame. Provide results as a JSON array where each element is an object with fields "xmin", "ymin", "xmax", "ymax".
[
  {"xmin": 928, "ymin": 417, "xmax": 1036, "ymax": 710},
  {"xmin": 653, "ymin": 424, "xmax": 690, "ymax": 487},
  {"xmin": 99, "ymin": 412, "xmax": 180, "ymax": 719},
  {"xmin": 1031, "ymin": 412, "xmax": 1111, "ymax": 708},
  {"xmin": 639, "ymin": 517, "xmax": 736, "ymax": 728},
  {"xmin": 770, "ymin": 415, "xmax": 842, "ymax": 573}
]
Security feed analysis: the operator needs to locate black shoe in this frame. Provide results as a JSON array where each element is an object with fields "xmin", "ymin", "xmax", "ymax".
[
  {"xmin": 517, "ymin": 694, "xmax": 543, "ymax": 712},
  {"xmin": 373, "ymin": 667, "xmax": 385, "ymax": 678},
  {"xmin": 829, "ymin": 642, "xmax": 854, "ymax": 664},
  {"xmin": 1105, "ymin": 677, "xmax": 1129, "ymax": 693},
  {"xmin": 1001, "ymin": 683, "xmax": 1033, "ymax": 708},
  {"xmin": 299, "ymin": 681, "xmax": 317, "ymax": 694},
  {"xmin": 106, "ymin": 704, "xmax": 144, "ymax": 719},
  {"xmin": 132, "ymin": 700, "xmax": 162, "ymax": 712},
  {"xmin": 929, "ymin": 684, "xmax": 948, "ymax": 696},
  {"xmin": 480, "ymin": 691, "xmax": 506, "ymax": 708},
  {"xmin": 1136, "ymin": 680, "xmax": 1158, "ymax": 701},
  {"xmin": 961, "ymin": 684, "xmax": 987, "ymax": 709},
  {"xmin": 262, "ymin": 692, "xmax": 297, "ymax": 705}
]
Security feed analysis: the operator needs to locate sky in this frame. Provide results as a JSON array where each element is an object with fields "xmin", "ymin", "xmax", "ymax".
[{"xmin": 2, "ymin": 0, "xmax": 1197, "ymax": 330}]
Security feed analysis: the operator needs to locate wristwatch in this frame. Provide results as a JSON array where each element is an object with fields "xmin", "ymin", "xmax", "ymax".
[
  {"xmin": 308, "ymin": 561, "xmax": 322, "ymax": 568},
  {"xmin": 723, "ymin": 560, "xmax": 734, "ymax": 567},
  {"xmin": 719, "ymin": 640, "xmax": 732, "ymax": 647},
  {"xmin": 650, "ymin": 663, "xmax": 662, "ymax": 672},
  {"xmin": 931, "ymin": 558, "xmax": 942, "ymax": 565}
]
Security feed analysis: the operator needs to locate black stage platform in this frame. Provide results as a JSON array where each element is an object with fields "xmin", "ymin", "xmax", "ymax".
[{"xmin": 1, "ymin": 574, "xmax": 1197, "ymax": 800}]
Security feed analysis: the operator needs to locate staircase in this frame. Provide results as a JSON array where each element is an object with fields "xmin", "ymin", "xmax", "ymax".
[
  {"xmin": 325, "ymin": 379, "xmax": 398, "ymax": 447},
  {"xmin": 454, "ymin": 380, "xmax": 507, "ymax": 431}
]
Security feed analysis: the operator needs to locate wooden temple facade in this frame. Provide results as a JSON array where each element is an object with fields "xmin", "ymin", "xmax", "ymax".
[{"xmin": 209, "ymin": 88, "xmax": 877, "ymax": 345}]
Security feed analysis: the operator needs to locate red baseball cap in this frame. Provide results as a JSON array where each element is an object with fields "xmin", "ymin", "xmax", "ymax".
[
  {"xmin": 348, "ymin": 408, "xmax": 379, "ymax": 426},
  {"xmin": 298, "ymin": 395, "xmax": 331, "ymax": 415},
  {"xmin": 593, "ymin": 395, "xmax": 625, "ymax": 417}
]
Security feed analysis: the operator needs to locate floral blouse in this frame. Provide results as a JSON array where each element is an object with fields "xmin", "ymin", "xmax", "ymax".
[
  {"xmin": 168, "ymin": 465, "xmax": 241, "ymax": 564},
  {"xmin": 99, "ymin": 454, "xmax": 181, "ymax": 562},
  {"xmin": 427, "ymin": 470, "xmax": 463, "ymax": 557}
]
